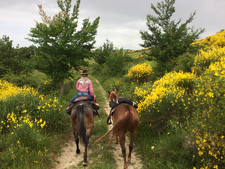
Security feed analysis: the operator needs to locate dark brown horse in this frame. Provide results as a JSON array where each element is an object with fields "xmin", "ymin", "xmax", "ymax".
[
  {"xmin": 70, "ymin": 100, "xmax": 94, "ymax": 166},
  {"xmin": 95, "ymin": 89, "xmax": 140, "ymax": 169}
]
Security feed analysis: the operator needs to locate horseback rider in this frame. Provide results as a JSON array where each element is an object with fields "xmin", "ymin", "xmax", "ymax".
[{"xmin": 66, "ymin": 70, "xmax": 99, "ymax": 116}]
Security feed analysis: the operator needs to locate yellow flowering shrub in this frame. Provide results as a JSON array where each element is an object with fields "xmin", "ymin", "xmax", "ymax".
[
  {"xmin": 127, "ymin": 62, "xmax": 153, "ymax": 83},
  {"xmin": 0, "ymin": 80, "xmax": 64, "ymax": 136},
  {"xmin": 190, "ymin": 59, "xmax": 225, "ymax": 168},
  {"xmin": 135, "ymin": 71, "xmax": 195, "ymax": 113},
  {"xmin": 191, "ymin": 30, "xmax": 225, "ymax": 48},
  {"xmin": 192, "ymin": 47, "xmax": 225, "ymax": 75},
  {"xmin": 0, "ymin": 80, "xmax": 68, "ymax": 168},
  {"xmin": 134, "ymin": 71, "xmax": 196, "ymax": 128},
  {"xmin": 0, "ymin": 80, "xmax": 38, "ymax": 100}
]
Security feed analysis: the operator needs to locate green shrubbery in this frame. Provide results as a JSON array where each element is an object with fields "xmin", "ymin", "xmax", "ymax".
[
  {"xmin": 92, "ymin": 30, "xmax": 225, "ymax": 168},
  {"xmin": 175, "ymin": 52, "xmax": 195, "ymax": 73}
]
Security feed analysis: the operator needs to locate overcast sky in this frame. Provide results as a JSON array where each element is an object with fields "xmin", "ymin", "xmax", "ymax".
[{"xmin": 0, "ymin": 0, "xmax": 225, "ymax": 50}]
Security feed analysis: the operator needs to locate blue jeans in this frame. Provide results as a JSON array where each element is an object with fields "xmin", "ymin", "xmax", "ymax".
[{"xmin": 71, "ymin": 92, "xmax": 94, "ymax": 104}]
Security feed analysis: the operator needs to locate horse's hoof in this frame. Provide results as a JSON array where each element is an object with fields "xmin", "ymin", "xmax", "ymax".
[
  {"xmin": 76, "ymin": 149, "xmax": 80, "ymax": 154},
  {"xmin": 127, "ymin": 158, "xmax": 131, "ymax": 163},
  {"xmin": 83, "ymin": 161, "xmax": 88, "ymax": 166}
]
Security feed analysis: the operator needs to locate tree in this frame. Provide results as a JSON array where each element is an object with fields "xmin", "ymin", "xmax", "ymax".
[
  {"xmin": 93, "ymin": 39, "xmax": 114, "ymax": 65},
  {"xmin": 0, "ymin": 35, "xmax": 16, "ymax": 77},
  {"xmin": 28, "ymin": 0, "xmax": 100, "ymax": 95},
  {"xmin": 14, "ymin": 46, "xmax": 37, "ymax": 74},
  {"xmin": 140, "ymin": 0, "xmax": 204, "ymax": 66}
]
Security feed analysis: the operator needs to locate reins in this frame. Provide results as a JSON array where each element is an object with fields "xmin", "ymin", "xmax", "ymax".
[
  {"xmin": 96, "ymin": 100, "xmax": 108, "ymax": 108},
  {"xmin": 94, "ymin": 95, "xmax": 108, "ymax": 108}
]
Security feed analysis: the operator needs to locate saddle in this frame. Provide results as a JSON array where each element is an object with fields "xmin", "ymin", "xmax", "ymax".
[
  {"xmin": 66, "ymin": 96, "xmax": 99, "ymax": 115},
  {"xmin": 107, "ymin": 97, "xmax": 138, "ymax": 125},
  {"xmin": 109, "ymin": 97, "xmax": 138, "ymax": 109}
]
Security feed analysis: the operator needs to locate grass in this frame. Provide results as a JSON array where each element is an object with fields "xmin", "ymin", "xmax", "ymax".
[{"xmin": 135, "ymin": 120, "xmax": 194, "ymax": 169}]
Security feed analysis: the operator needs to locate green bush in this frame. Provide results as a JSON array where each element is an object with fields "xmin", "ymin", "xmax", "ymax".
[
  {"xmin": 93, "ymin": 39, "xmax": 114, "ymax": 65},
  {"xmin": 175, "ymin": 52, "xmax": 195, "ymax": 73},
  {"xmin": 2, "ymin": 70, "xmax": 48, "ymax": 88},
  {"xmin": 103, "ymin": 49, "xmax": 128, "ymax": 76}
]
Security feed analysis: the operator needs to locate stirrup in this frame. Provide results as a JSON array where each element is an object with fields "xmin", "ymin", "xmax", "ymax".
[
  {"xmin": 66, "ymin": 103, "xmax": 73, "ymax": 115},
  {"xmin": 106, "ymin": 117, "xmax": 112, "ymax": 125}
]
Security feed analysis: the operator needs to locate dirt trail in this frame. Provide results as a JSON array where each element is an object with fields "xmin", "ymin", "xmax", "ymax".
[
  {"xmin": 55, "ymin": 78, "xmax": 142, "ymax": 169},
  {"xmin": 55, "ymin": 135, "xmax": 86, "ymax": 169}
]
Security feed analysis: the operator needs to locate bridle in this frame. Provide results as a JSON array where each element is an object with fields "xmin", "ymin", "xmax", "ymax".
[{"xmin": 108, "ymin": 91, "xmax": 118, "ymax": 104}]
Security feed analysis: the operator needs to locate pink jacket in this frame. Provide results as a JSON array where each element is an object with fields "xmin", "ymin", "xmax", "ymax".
[{"xmin": 76, "ymin": 77, "xmax": 95, "ymax": 96}]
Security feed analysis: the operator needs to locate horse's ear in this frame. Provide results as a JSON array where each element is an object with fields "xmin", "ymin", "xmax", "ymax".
[{"xmin": 114, "ymin": 88, "xmax": 117, "ymax": 93}]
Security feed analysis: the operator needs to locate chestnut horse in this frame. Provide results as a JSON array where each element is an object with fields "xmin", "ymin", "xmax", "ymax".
[
  {"xmin": 70, "ymin": 101, "xmax": 94, "ymax": 166},
  {"xmin": 95, "ymin": 89, "xmax": 140, "ymax": 169}
]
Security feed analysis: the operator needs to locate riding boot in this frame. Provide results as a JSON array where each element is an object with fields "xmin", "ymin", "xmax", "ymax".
[
  {"xmin": 92, "ymin": 102, "xmax": 100, "ymax": 117},
  {"xmin": 66, "ymin": 103, "xmax": 74, "ymax": 115},
  {"xmin": 94, "ymin": 109, "xmax": 100, "ymax": 117}
]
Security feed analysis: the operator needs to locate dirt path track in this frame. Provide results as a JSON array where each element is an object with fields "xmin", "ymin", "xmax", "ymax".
[{"xmin": 95, "ymin": 79, "xmax": 143, "ymax": 169}]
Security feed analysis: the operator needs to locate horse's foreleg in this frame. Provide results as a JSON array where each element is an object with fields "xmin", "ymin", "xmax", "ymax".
[
  {"xmin": 128, "ymin": 131, "xmax": 136, "ymax": 163},
  {"xmin": 119, "ymin": 135, "xmax": 128, "ymax": 169}
]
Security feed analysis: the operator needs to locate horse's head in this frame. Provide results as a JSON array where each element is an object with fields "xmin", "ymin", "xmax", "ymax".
[{"xmin": 108, "ymin": 89, "xmax": 118, "ymax": 104}]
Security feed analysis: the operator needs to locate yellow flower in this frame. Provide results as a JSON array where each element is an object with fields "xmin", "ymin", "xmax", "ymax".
[
  {"xmin": 22, "ymin": 109, "xmax": 27, "ymax": 113},
  {"xmin": 213, "ymin": 165, "xmax": 218, "ymax": 169},
  {"xmin": 198, "ymin": 151, "xmax": 203, "ymax": 156}
]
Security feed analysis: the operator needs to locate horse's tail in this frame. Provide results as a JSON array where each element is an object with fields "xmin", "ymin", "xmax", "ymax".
[
  {"xmin": 95, "ymin": 111, "xmax": 132, "ymax": 144},
  {"xmin": 112, "ymin": 111, "xmax": 131, "ymax": 138},
  {"xmin": 95, "ymin": 127, "xmax": 114, "ymax": 143},
  {"xmin": 77, "ymin": 104, "xmax": 86, "ymax": 145}
]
